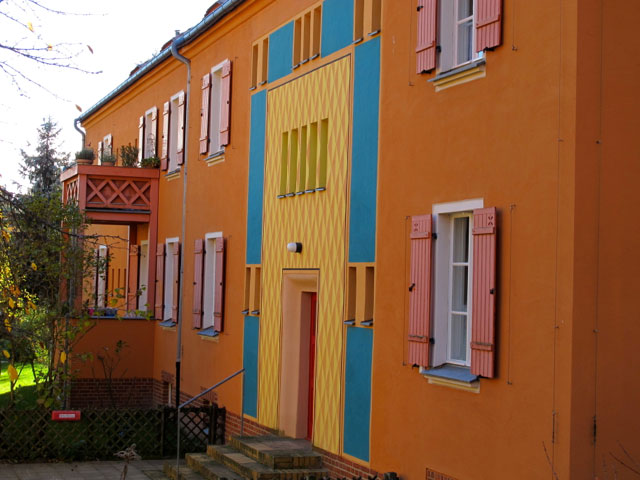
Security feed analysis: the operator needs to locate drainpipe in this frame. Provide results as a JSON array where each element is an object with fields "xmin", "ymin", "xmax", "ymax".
[
  {"xmin": 171, "ymin": 36, "xmax": 191, "ymax": 409},
  {"xmin": 74, "ymin": 118, "xmax": 86, "ymax": 150}
]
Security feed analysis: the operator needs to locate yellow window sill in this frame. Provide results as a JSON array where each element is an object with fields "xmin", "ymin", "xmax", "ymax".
[{"xmin": 430, "ymin": 59, "xmax": 486, "ymax": 92}]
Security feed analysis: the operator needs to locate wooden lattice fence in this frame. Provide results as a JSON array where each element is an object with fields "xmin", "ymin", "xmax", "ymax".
[{"xmin": 0, "ymin": 405, "xmax": 225, "ymax": 462}]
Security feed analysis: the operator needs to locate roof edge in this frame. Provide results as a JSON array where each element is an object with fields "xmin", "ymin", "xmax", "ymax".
[{"xmin": 76, "ymin": 0, "xmax": 246, "ymax": 124}]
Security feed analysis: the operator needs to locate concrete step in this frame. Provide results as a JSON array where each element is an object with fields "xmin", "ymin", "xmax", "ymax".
[
  {"xmin": 207, "ymin": 444, "xmax": 328, "ymax": 480},
  {"xmin": 186, "ymin": 452, "xmax": 246, "ymax": 480},
  {"xmin": 164, "ymin": 460, "xmax": 207, "ymax": 480},
  {"xmin": 229, "ymin": 435, "xmax": 323, "ymax": 470}
]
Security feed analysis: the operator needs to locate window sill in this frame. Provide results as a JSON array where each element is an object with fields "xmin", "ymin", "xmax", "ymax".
[
  {"xmin": 429, "ymin": 58, "xmax": 486, "ymax": 92},
  {"xmin": 422, "ymin": 364, "xmax": 479, "ymax": 393},
  {"xmin": 205, "ymin": 150, "xmax": 225, "ymax": 166},
  {"xmin": 164, "ymin": 169, "xmax": 180, "ymax": 181},
  {"xmin": 159, "ymin": 320, "xmax": 177, "ymax": 330},
  {"xmin": 197, "ymin": 327, "xmax": 220, "ymax": 342}
]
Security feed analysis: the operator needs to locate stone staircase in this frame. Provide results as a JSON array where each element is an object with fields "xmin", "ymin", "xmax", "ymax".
[{"xmin": 163, "ymin": 435, "xmax": 328, "ymax": 480}]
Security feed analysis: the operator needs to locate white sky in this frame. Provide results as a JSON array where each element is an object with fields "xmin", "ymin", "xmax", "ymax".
[{"xmin": 0, "ymin": 0, "xmax": 216, "ymax": 192}]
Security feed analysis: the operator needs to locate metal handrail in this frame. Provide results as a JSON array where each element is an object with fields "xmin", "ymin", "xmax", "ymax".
[{"xmin": 176, "ymin": 368, "xmax": 245, "ymax": 478}]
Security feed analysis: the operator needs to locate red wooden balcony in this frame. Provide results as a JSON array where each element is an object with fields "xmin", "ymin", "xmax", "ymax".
[{"xmin": 61, "ymin": 164, "xmax": 160, "ymax": 224}]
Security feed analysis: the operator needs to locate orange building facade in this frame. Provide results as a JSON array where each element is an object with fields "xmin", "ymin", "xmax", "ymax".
[{"xmin": 63, "ymin": 1, "xmax": 640, "ymax": 478}]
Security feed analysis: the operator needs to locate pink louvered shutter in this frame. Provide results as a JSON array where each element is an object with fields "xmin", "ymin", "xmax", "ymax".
[
  {"xmin": 98, "ymin": 141, "xmax": 104, "ymax": 163},
  {"xmin": 416, "ymin": 0, "xmax": 437, "ymax": 73},
  {"xmin": 408, "ymin": 214, "xmax": 432, "ymax": 367},
  {"xmin": 200, "ymin": 74, "xmax": 211, "ymax": 154},
  {"xmin": 155, "ymin": 243, "xmax": 165, "ymax": 319},
  {"xmin": 127, "ymin": 244, "xmax": 140, "ymax": 311},
  {"xmin": 172, "ymin": 242, "xmax": 181, "ymax": 322},
  {"xmin": 177, "ymin": 92, "xmax": 186, "ymax": 165},
  {"xmin": 192, "ymin": 239, "xmax": 204, "ymax": 328},
  {"xmin": 219, "ymin": 60, "xmax": 232, "ymax": 146},
  {"xmin": 161, "ymin": 101, "xmax": 170, "ymax": 171},
  {"xmin": 475, "ymin": 0, "xmax": 502, "ymax": 52},
  {"xmin": 150, "ymin": 107, "xmax": 158, "ymax": 156},
  {"xmin": 138, "ymin": 116, "xmax": 145, "ymax": 160},
  {"xmin": 213, "ymin": 238, "xmax": 226, "ymax": 332},
  {"xmin": 471, "ymin": 207, "xmax": 497, "ymax": 378}
]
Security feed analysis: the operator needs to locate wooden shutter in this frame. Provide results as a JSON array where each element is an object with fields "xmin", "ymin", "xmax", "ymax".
[
  {"xmin": 213, "ymin": 238, "xmax": 226, "ymax": 332},
  {"xmin": 408, "ymin": 214, "xmax": 432, "ymax": 367},
  {"xmin": 150, "ymin": 107, "xmax": 158, "ymax": 156},
  {"xmin": 177, "ymin": 92, "xmax": 186, "ymax": 165},
  {"xmin": 471, "ymin": 207, "xmax": 497, "ymax": 378},
  {"xmin": 155, "ymin": 243, "xmax": 165, "ymax": 319},
  {"xmin": 127, "ymin": 244, "xmax": 140, "ymax": 311},
  {"xmin": 171, "ymin": 242, "xmax": 181, "ymax": 322},
  {"xmin": 200, "ymin": 74, "xmax": 211, "ymax": 155},
  {"xmin": 416, "ymin": 0, "xmax": 437, "ymax": 73},
  {"xmin": 161, "ymin": 101, "xmax": 170, "ymax": 170},
  {"xmin": 104, "ymin": 134, "xmax": 113, "ymax": 156},
  {"xmin": 219, "ymin": 60, "xmax": 232, "ymax": 147},
  {"xmin": 138, "ymin": 116, "xmax": 145, "ymax": 160},
  {"xmin": 475, "ymin": 0, "xmax": 502, "ymax": 52},
  {"xmin": 98, "ymin": 141, "xmax": 104, "ymax": 162},
  {"xmin": 192, "ymin": 239, "xmax": 204, "ymax": 328}
]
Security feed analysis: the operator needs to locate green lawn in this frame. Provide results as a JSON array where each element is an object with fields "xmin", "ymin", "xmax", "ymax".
[{"xmin": 0, "ymin": 362, "xmax": 47, "ymax": 408}]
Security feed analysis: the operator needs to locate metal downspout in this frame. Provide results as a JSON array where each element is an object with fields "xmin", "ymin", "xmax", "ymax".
[
  {"xmin": 74, "ymin": 118, "xmax": 86, "ymax": 150},
  {"xmin": 170, "ymin": 37, "xmax": 191, "ymax": 411}
]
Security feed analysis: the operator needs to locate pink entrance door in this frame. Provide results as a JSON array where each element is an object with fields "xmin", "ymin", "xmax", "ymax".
[{"xmin": 306, "ymin": 292, "xmax": 317, "ymax": 441}]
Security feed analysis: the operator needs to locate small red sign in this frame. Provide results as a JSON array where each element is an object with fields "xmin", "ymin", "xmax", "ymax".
[{"xmin": 51, "ymin": 410, "xmax": 81, "ymax": 421}]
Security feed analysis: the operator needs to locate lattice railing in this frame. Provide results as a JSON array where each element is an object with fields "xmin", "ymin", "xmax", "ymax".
[
  {"xmin": 65, "ymin": 178, "xmax": 79, "ymax": 204},
  {"xmin": 85, "ymin": 176, "xmax": 152, "ymax": 211},
  {"xmin": 0, "ymin": 406, "xmax": 224, "ymax": 461}
]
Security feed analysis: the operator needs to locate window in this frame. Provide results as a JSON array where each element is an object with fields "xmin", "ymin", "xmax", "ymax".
[
  {"xmin": 161, "ymin": 92, "xmax": 185, "ymax": 172},
  {"xmin": 293, "ymin": 4, "xmax": 322, "ymax": 68},
  {"xmin": 278, "ymin": 118, "xmax": 328, "ymax": 197},
  {"xmin": 353, "ymin": 0, "xmax": 381, "ymax": 43},
  {"xmin": 95, "ymin": 245, "xmax": 108, "ymax": 308},
  {"xmin": 408, "ymin": 201, "xmax": 497, "ymax": 378},
  {"xmin": 138, "ymin": 241, "xmax": 149, "ymax": 311},
  {"xmin": 139, "ymin": 107, "xmax": 158, "ymax": 160},
  {"xmin": 156, "ymin": 238, "xmax": 180, "ymax": 323},
  {"xmin": 200, "ymin": 60, "xmax": 232, "ymax": 157},
  {"xmin": 250, "ymin": 36, "xmax": 269, "ymax": 89},
  {"xmin": 98, "ymin": 134, "xmax": 113, "ymax": 164},
  {"xmin": 192, "ymin": 234, "xmax": 226, "ymax": 334},
  {"xmin": 415, "ymin": 0, "xmax": 502, "ymax": 74}
]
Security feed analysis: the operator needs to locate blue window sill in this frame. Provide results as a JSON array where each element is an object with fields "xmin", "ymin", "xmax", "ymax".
[
  {"xmin": 422, "ymin": 365, "xmax": 479, "ymax": 392},
  {"xmin": 197, "ymin": 327, "xmax": 219, "ymax": 338},
  {"xmin": 159, "ymin": 320, "xmax": 177, "ymax": 328}
]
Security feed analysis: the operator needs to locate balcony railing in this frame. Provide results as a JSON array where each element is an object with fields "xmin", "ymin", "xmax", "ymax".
[{"xmin": 61, "ymin": 164, "xmax": 160, "ymax": 223}]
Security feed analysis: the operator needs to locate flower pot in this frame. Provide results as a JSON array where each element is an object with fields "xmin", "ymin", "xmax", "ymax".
[{"xmin": 75, "ymin": 158, "xmax": 93, "ymax": 166}]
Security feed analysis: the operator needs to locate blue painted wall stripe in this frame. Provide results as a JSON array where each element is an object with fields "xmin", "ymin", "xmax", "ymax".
[
  {"xmin": 268, "ymin": 22, "xmax": 294, "ymax": 83},
  {"xmin": 321, "ymin": 0, "xmax": 354, "ymax": 57},
  {"xmin": 242, "ymin": 316, "xmax": 260, "ymax": 418},
  {"xmin": 343, "ymin": 326, "xmax": 373, "ymax": 462},
  {"xmin": 246, "ymin": 90, "xmax": 266, "ymax": 265},
  {"xmin": 349, "ymin": 37, "xmax": 381, "ymax": 263}
]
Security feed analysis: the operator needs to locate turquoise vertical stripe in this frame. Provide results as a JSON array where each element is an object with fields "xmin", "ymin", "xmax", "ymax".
[
  {"xmin": 242, "ymin": 316, "xmax": 260, "ymax": 418},
  {"xmin": 349, "ymin": 37, "xmax": 380, "ymax": 263},
  {"xmin": 246, "ymin": 90, "xmax": 266, "ymax": 265},
  {"xmin": 321, "ymin": 0, "xmax": 354, "ymax": 57},
  {"xmin": 343, "ymin": 326, "xmax": 373, "ymax": 462},
  {"xmin": 268, "ymin": 22, "xmax": 294, "ymax": 83}
]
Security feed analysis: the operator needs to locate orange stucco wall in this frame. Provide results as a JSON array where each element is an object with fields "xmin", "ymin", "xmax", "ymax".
[{"xmin": 71, "ymin": 0, "xmax": 640, "ymax": 478}]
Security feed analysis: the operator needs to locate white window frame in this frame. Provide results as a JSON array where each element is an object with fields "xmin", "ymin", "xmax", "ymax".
[
  {"xmin": 168, "ymin": 92, "xmax": 181, "ymax": 172},
  {"xmin": 144, "ymin": 107, "xmax": 156, "ymax": 158},
  {"xmin": 138, "ymin": 240, "xmax": 149, "ymax": 311},
  {"xmin": 96, "ymin": 245, "xmax": 108, "ymax": 309},
  {"xmin": 208, "ymin": 61, "xmax": 226, "ymax": 156},
  {"xmin": 164, "ymin": 237, "xmax": 179, "ymax": 321},
  {"xmin": 438, "ymin": 0, "xmax": 484, "ymax": 73},
  {"xmin": 202, "ymin": 232, "xmax": 223, "ymax": 329},
  {"xmin": 431, "ymin": 198, "xmax": 483, "ymax": 368}
]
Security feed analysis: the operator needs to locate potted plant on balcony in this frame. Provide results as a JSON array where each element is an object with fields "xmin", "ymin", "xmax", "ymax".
[
  {"xmin": 75, "ymin": 148, "xmax": 94, "ymax": 165},
  {"xmin": 141, "ymin": 156, "xmax": 160, "ymax": 168},
  {"xmin": 101, "ymin": 152, "xmax": 117, "ymax": 166},
  {"xmin": 119, "ymin": 143, "xmax": 139, "ymax": 167}
]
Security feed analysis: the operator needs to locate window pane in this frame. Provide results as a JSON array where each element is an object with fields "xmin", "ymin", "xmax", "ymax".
[
  {"xmin": 450, "ymin": 314, "xmax": 467, "ymax": 362},
  {"xmin": 453, "ymin": 216, "xmax": 469, "ymax": 262},
  {"xmin": 451, "ymin": 265, "xmax": 468, "ymax": 312},
  {"xmin": 457, "ymin": 20, "xmax": 473, "ymax": 64},
  {"xmin": 458, "ymin": 0, "xmax": 473, "ymax": 20}
]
